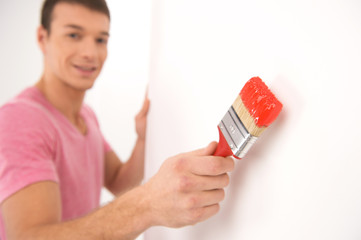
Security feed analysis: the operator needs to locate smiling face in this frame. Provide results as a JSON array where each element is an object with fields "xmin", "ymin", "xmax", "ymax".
[{"xmin": 38, "ymin": 2, "xmax": 110, "ymax": 91}]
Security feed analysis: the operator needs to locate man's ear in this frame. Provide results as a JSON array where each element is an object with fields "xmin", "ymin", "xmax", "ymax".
[{"xmin": 37, "ymin": 25, "xmax": 48, "ymax": 55}]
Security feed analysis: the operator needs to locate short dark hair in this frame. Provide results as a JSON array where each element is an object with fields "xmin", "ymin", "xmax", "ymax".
[{"xmin": 41, "ymin": 0, "xmax": 110, "ymax": 33}]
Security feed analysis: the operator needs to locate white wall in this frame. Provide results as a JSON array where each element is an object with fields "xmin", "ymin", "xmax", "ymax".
[
  {"xmin": 87, "ymin": 0, "xmax": 151, "ymax": 205},
  {"xmin": 0, "ymin": 0, "xmax": 150, "ymax": 219},
  {"xmin": 145, "ymin": 0, "xmax": 361, "ymax": 239},
  {"xmin": 2, "ymin": 0, "xmax": 361, "ymax": 239},
  {"xmin": 0, "ymin": 0, "xmax": 44, "ymax": 103}
]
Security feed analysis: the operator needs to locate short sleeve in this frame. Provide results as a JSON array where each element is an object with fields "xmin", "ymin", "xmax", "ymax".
[{"xmin": 0, "ymin": 102, "xmax": 59, "ymax": 204}]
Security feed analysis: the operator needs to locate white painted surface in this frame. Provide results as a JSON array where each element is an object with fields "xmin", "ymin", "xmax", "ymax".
[{"xmin": 145, "ymin": 0, "xmax": 361, "ymax": 239}]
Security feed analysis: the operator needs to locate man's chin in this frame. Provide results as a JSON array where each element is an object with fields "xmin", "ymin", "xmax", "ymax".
[{"xmin": 63, "ymin": 79, "xmax": 96, "ymax": 93}]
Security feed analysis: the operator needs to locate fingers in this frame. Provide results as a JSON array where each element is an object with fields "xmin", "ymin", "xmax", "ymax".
[
  {"xmin": 180, "ymin": 190, "xmax": 224, "ymax": 225},
  {"xmin": 183, "ymin": 189, "xmax": 225, "ymax": 209},
  {"xmin": 187, "ymin": 155, "xmax": 234, "ymax": 176},
  {"xmin": 135, "ymin": 89, "xmax": 150, "ymax": 118},
  {"xmin": 146, "ymin": 143, "xmax": 235, "ymax": 228},
  {"xmin": 198, "ymin": 174, "xmax": 230, "ymax": 191},
  {"xmin": 191, "ymin": 204, "xmax": 220, "ymax": 224},
  {"xmin": 134, "ymin": 91, "xmax": 150, "ymax": 140},
  {"xmin": 138, "ymin": 96, "xmax": 150, "ymax": 117},
  {"xmin": 185, "ymin": 141, "xmax": 218, "ymax": 157},
  {"xmin": 203, "ymin": 141, "xmax": 218, "ymax": 155},
  {"xmin": 177, "ymin": 174, "xmax": 230, "ymax": 193}
]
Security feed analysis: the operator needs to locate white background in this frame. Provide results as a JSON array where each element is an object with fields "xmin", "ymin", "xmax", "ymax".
[{"xmin": 145, "ymin": 0, "xmax": 361, "ymax": 239}]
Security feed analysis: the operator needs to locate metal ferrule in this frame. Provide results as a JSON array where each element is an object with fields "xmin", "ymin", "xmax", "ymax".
[{"xmin": 218, "ymin": 106, "xmax": 258, "ymax": 158}]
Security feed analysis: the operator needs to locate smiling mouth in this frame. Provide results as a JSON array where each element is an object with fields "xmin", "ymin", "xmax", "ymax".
[{"xmin": 74, "ymin": 64, "xmax": 97, "ymax": 73}]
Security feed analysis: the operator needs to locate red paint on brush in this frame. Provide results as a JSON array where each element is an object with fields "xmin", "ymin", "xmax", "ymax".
[
  {"xmin": 214, "ymin": 76, "xmax": 282, "ymax": 159},
  {"xmin": 240, "ymin": 77, "xmax": 283, "ymax": 127}
]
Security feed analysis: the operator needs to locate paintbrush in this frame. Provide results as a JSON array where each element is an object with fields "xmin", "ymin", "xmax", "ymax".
[{"xmin": 214, "ymin": 77, "xmax": 283, "ymax": 159}]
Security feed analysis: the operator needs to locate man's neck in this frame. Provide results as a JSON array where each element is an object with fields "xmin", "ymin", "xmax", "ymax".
[{"xmin": 35, "ymin": 74, "xmax": 86, "ymax": 124}]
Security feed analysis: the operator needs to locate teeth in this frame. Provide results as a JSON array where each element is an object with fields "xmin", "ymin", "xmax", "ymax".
[
  {"xmin": 80, "ymin": 67, "xmax": 93, "ymax": 71},
  {"xmin": 76, "ymin": 65, "xmax": 95, "ymax": 71}
]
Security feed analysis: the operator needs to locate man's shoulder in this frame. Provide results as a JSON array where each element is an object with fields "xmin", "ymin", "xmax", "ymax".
[
  {"xmin": 0, "ymin": 98, "xmax": 58, "ymax": 156},
  {"xmin": 0, "ymin": 96, "xmax": 55, "ymax": 132}
]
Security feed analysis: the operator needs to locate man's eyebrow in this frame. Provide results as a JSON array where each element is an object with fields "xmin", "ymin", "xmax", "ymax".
[
  {"xmin": 100, "ymin": 31, "xmax": 110, "ymax": 37},
  {"xmin": 64, "ymin": 24, "xmax": 109, "ymax": 36},
  {"xmin": 65, "ymin": 24, "xmax": 84, "ymax": 31}
]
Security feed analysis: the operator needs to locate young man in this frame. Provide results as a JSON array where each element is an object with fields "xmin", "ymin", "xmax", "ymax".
[{"xmin": 0, "ymin": 1, "xmax": 234, "ymax": 239}]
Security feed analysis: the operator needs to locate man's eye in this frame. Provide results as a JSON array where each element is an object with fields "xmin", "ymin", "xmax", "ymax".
[
  {"xmin": 68, "ymin": 33, "xmax": 79, "ymax": 39},
  {"xmin": 96, "ymin": 38, "xmax": 108, "ymax": 44}
]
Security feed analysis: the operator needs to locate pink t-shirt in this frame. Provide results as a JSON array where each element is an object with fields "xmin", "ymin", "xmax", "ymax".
[{"xmin": 0, "ymin": 87, "xmax": 112, "ymax": 239}]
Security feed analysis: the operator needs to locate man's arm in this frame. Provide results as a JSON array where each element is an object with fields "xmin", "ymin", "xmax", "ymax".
[
  {"xmin": 1, "ymin": 181, "xmax": 152, "ymax": 240},
  {"xmin": 1, "ymin": 142, "xmax": 234, "ymax": 240},
  {"xmin": 104, "ymin": 139, "xmax": 145, "ymax": 196},
  {"xmin": 104, "ymin": 96, "xmax": 149, "ymax": 195}
]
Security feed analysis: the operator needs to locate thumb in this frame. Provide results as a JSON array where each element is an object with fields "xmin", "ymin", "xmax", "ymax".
[
  {"xmin": 204, "ymin": 141, "xmax": 218, "ymax": 155},
  {"xmin": 186, "ymin": 141, "xmax": 218, "ymax": 156}
]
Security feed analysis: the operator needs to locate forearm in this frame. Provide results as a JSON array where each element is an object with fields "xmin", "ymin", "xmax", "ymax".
[
  {"xmin": 125, "ymin": 137, "xmax": 145, "ymax": 183},
  {"xmin": 110, "ymin": 138, "xmax": 145, "ymax": 196},
  {"xmin": 17, "ymin": 186, "xmax": 152, "ymax": 240}
]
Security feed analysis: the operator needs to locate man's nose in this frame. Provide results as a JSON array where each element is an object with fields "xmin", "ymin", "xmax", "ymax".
[{"xmin": 79, "ymin": 37, "xmax": 98, "ymax": 60}]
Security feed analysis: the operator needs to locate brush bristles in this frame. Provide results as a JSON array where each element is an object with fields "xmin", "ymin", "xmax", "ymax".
[{"xmin": 232, "ymin": 95, "xmax": 266, "ymax": 137}]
